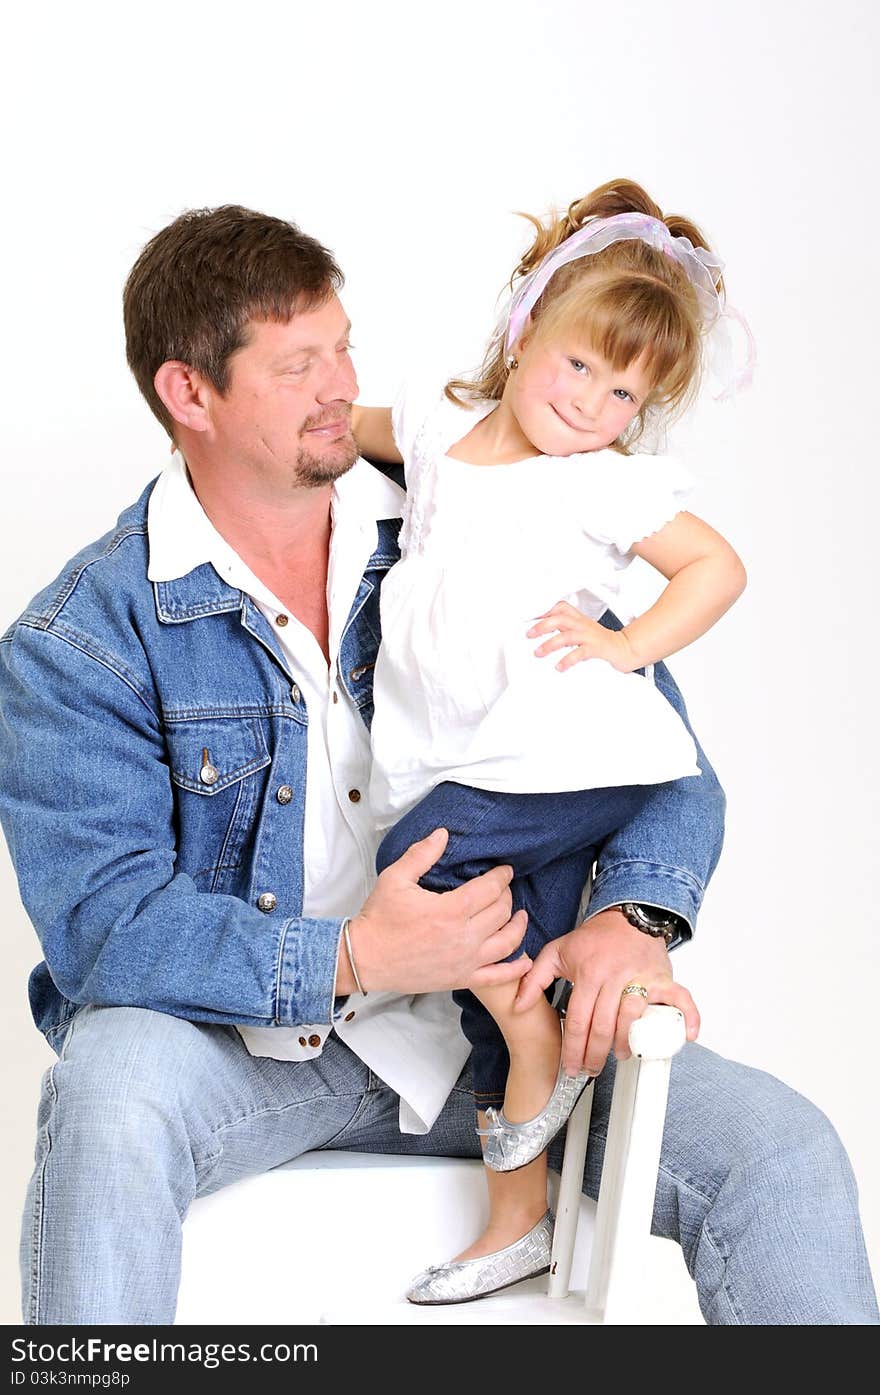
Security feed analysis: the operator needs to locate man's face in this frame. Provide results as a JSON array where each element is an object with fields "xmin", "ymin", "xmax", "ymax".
[{"xmin": 204, "ymin": 294, "xmax": 359, "ymax": 489}]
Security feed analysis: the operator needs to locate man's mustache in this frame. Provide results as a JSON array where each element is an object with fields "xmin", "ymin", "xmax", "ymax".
[{"xmin": 301, "ymin": 404, "xmax": 353, "ymax": 433}]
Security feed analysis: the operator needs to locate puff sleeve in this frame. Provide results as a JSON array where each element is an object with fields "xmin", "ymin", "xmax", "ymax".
[
  {"xmin": 580, "ymin": 453, "xmax": 697, "ymax": 554},
  {"xmin": 391, "ymin": 380, "xmax": 441, "ymax": 469}
]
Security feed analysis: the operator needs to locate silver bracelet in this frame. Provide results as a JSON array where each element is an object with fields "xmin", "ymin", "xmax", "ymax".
[{"xmin": 342, "ymin": 917, "xmax": 367, "ymax": 996}]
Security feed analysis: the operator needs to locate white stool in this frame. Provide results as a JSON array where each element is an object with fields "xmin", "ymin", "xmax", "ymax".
[
  {"xmin": 549, "ymin": 1003, "xmax": 689, "ymax": 1322},
  {"xmin": 177, "ymin": 1004, "xmax": 698, "ymax": 1325}
]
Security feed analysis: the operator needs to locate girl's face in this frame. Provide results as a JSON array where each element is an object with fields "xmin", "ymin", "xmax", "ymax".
[{"xmin": 506, "ymin": 333, "xmax": 653, "ymax": 455}]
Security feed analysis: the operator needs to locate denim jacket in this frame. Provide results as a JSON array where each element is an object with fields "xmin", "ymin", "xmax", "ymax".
[{"xmin": 0, "ymin": 475, "xmax": 724, "ymax": 1038}]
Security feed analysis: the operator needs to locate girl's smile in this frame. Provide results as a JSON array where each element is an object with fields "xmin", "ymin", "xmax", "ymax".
[{"xmin": 504, "ymin": 337, "xmax": 653, "ymax": 457}]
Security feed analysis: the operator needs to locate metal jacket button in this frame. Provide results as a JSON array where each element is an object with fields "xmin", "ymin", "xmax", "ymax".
[
  {"xmin": 257, "ymin": 892, "xmax": 277, "ymax": 913},
  {"xmin": 291, "ymin": 684, "xmax": 301, "ymax": 703},
  {"xmin": 276, "ymin": 785, "xmax": 293, "ymax": 805},
  {"xmin": 199, "ymin": 747, "xmax": 219, "ymax": 786}
]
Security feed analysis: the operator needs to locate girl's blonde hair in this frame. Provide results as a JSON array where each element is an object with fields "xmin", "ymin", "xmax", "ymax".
[{"xmin": 446, "ymin": 178, "xmax": 721, "ymax": 452}]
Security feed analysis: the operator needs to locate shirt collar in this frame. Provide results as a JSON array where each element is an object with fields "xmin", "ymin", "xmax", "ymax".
[{"xmin": 147, "ymin": 450, "xmax": 404, "ymax": 602}]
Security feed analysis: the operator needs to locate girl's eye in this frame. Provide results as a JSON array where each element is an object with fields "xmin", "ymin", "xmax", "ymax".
[
  {"xmin": 613, "ymin": 388, "xmax": 633, "ymax": 402},
  {"xmin": 570, "ymin": 359, "xmax": 588, "ymax": 374}
]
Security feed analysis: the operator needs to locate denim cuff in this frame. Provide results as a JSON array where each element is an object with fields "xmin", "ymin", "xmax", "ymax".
[
  {"xmin": 275, "ymin": 916, "xmax": 343, "ymax": 1025},
  {"xmin": 587, "ymin": 861, "xmax": 703, "ymax": 949}
]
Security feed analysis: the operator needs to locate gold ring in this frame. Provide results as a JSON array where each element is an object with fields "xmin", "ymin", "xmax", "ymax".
[{"xmin": 621, "ymin": 983, "xmax": 648, "ymax": 1000}]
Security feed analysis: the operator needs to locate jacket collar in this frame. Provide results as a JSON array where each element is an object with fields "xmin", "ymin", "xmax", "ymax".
[{"xmin": 148, "ymin": 452, "xmax": 403, "ymax": 624}]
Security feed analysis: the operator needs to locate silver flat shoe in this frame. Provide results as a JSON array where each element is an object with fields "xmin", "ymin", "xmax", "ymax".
[
  {"xmin": 477, "ymin": 1065, "xmax": 593, "ymax": 1172},
  {"xmin": 406, "ymin": 1209, "xmax": 554, "ymax": 1305}
]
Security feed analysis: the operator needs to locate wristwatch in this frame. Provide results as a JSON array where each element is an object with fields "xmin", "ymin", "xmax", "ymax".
[{"xmin": 616, "ymin": 902, "xmax": 682, "ymax": 948}]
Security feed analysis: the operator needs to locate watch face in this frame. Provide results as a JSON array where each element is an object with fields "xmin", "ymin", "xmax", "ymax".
[
  {"xmin": 620, "ymin": 903, "xmax": 677, "ymax": 940},
  {"xmin": 635, "ymin": 904, "xmax": 674, "ymax": 929}
]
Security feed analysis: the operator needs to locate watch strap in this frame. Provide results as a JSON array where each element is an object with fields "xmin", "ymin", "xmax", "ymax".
[{"xmin": 617, "ymin": 901, "xmax": 680, "ymax": 947}]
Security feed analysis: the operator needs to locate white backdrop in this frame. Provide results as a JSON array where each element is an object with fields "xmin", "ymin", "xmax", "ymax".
[{"xmin": 2, "ymin": 0, "xmax": 878, "ymax": 1323}]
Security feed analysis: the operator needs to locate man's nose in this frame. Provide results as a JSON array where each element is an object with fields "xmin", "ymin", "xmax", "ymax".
[{"xmin": 316, "ymin": 351, "xmax": 358, "ymax": 405}]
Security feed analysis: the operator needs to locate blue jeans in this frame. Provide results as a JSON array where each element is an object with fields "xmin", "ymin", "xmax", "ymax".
[
  {"xmin": 376, "ymin": 781, "xmax": 651, "ymax": 1107},
  {"xmin": 23, "ymin": 1004, "xmax": 878, "ymax": 1324}
]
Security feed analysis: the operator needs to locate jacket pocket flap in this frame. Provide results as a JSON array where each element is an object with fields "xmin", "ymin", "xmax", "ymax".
[{"xmin": 166, "ymin": 716, "xmax": 271, "ymax": 795}]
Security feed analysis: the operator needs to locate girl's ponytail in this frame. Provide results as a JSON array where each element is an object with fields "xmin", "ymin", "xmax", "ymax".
[{"xmin": 513, "ymin": 180, "xmax": 718, "ymax": 290}]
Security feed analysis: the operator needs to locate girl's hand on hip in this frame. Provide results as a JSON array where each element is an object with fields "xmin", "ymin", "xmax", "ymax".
[
  {"xmin": 512, "ymin": 907, "xmax": 700, "ymax": 1077},
  {"xmin": 527, "ymin": 601, "xmax": 637, "ymax": 672}
]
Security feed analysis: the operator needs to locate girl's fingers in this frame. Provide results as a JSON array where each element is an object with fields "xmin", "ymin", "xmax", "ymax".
[
  {"xmin": 526, "ymin": 615, "xmax": 564, "ymax": 638},
  {"xmin": 526, "ymin": 601, "xmax": 580, "ymax": 636},
  {"xmin": 556, "ymin": 647, "xmax": 593, "ymax": 670},
  {"xmin": 533, "ymin": 634, "xmax": 575, "ymax": 656}
]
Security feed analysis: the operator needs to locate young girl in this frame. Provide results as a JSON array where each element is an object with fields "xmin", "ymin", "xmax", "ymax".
[{"xmin": 350, "ymin": 178, "xmax": 749, "ymax": 1305}]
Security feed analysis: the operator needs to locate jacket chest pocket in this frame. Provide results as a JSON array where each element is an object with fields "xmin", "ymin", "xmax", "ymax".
[{"xmin": 165, "ymin": 716, "xmax": 272, "ymax": 891}]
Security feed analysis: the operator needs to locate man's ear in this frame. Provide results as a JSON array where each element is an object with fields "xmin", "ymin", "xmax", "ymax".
[{"xmin": 153, "ymin": 361, "xmax": 212, "ymax": 433}]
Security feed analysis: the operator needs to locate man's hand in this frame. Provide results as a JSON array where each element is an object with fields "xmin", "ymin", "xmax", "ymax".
[
  {"xmin": 513, "ymin": 907, "xmax": 700, "ymax": 1076},
  {"xmin": 527, "ymin": 601, "xmax": 637, "ymax": 672},
  {"xmin": 346, "ymin": 828, "xmax": 529, "ymax": 994}
]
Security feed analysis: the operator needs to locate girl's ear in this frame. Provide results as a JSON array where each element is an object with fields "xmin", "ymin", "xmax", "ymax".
[{"xmin": 153, "ymin": 361, "xmax": 212, "ymax": 434}]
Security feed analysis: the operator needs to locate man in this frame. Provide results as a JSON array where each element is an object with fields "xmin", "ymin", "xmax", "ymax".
[{"xmin": 0, "ymin": 206, "xmax": 875, "ymax": 1325}]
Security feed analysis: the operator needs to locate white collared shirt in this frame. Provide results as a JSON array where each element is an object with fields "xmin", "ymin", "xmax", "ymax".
[{"xmin": 147, "ymin": 452, "xmax": 468, "ymax": 1133}]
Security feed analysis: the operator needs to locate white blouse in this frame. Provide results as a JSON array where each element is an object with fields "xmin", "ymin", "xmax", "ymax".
[{"xmin": 368, "ymin": 386, "xmax": 701, "ymax": 828}]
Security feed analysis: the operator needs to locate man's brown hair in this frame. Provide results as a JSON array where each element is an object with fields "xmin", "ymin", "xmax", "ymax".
[{"xmin": 123, "ymin": 205, "xmax": 343, "ymax": 437}]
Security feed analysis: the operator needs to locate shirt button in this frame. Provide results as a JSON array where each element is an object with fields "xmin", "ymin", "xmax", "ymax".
[
  {"xmin": 308, "ymin": 1033, "xmax": 321, "ymax": 1048},
  {"xmin": 276, "ymin": 614, "xmax": 289, "ymax": 627},
  {"xmin": 344, "ymin": 1011, "xmax": 356, "ymax": 1023},
  {"xmin": 332, "ymin": 692, "xmax": 339, "ymax": 704},
  {"xmin": 256, "ymin": 892, "xmax": 277, "ymax": 913},
  {"xmin": 276, "ymin": 785, "xmax": 293, "ymax": 805},
  {"xmin": 291, "ymin": 684, "xmax": 301, "ymax": 703},
  {"xmin": 348, "ymin": 789, "xmax": 361, "ymax": 803},
  {"xmin": 199, "ymin": 763, "xmax": 219, "ymax": 786},
  {"xmin": 298, "ymin": 1036, "xmax": 307, "ymax": 1047}
]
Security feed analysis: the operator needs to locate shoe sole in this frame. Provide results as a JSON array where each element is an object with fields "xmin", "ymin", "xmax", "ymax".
[{"xmin": 406, "ymin": 1263, "xmax": 551, "ymax": 1305}]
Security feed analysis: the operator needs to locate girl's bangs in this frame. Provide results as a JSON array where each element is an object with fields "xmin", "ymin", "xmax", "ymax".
[{"xmin": 537, "ymin": 275, "xmax": 700, "ymax": 401}]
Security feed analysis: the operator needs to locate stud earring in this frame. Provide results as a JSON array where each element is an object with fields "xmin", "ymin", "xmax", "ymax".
[{"xmin": 505, "ymin": 354, "xmax": 518, "ymax": 371}]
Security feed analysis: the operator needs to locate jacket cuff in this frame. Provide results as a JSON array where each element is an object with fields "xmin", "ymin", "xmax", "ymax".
[
  {"xmin": 587, "ymin": 861, "xmax": 702, "ymax": 950},
  {"xmin": 275, "ymin": 917, "xmax": 343, "ymax": 1025}
]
